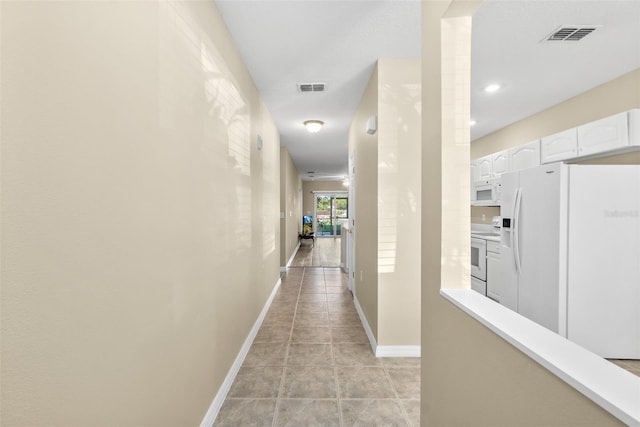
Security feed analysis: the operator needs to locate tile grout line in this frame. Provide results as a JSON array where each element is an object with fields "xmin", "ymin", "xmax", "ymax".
[
  {"xmin": 382, "ymin": 361, "xmax": 413, "ymax": 426},
  {"xmin": 325, "ymin": 268, "xmax": 345, "ymax": 427},
  {"xmin": 272, "ymin": 267, "xmax": 305, "ymax": 427}
]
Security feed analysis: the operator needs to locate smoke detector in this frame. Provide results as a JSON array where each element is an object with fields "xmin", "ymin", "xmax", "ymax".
[
  {"xmin": 542, "ymin": 25, "xmax": 600, "ymax": 42},
  {"xmin": 297, "ymin": 83, "xmax": 325, "ymax": 92}
]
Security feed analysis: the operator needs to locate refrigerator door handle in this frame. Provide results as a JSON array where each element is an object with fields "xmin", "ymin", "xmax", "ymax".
[{"xmin": 514, "ymin": 187, "xmax": 523, "ymax": 273}]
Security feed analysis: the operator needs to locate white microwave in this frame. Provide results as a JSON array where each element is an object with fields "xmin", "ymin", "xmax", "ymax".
[{"xmin": 472, "ymin": 178, "xmax": 501, "ymax": 206}]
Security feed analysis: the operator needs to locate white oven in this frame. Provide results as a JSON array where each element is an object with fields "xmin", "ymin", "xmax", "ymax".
[{"xmin": 471, "ymin": 236, "xmax": 487, "ymax": 281}]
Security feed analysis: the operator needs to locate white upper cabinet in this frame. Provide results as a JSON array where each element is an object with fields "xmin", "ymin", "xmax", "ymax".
[
  {"xmin": 477, "ymin": 156, "xmax": 493, "ymax": 180},
  {"xmin": 541, "ymin": 128, "xmax": 578, "ymax": 164},
  {"xmin": 630, "ymin": 109, "xmax": 640, "ymax": 147},
  {"xmin": 577, "ymin": 111, "xmax": 629, "ymax": 157},
  {"xmin": 509, "ymin": 140, "xmax": 540, "ymax": 172},
  {"xmin": 491, "ymin": 150, "xmax": 509, "ymax": 176}
]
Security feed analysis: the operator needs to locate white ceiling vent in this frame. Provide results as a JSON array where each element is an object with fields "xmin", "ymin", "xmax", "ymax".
[
  {"xmin": 298, "ymin": 83, "xmax": 325, "ymax": 93},
  {"xmin": 542, "ymin": 25, "xmax": 600, "ymax": 42}
]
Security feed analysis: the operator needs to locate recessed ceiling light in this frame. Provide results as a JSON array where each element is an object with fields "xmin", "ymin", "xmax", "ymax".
[
  {"xmin": 303, "ymin": 120, "xmax": 324, "ymax": 133},
  {"xmin": 484, "ymin": 84, "xmax": 501, "ymax": 93},
  {"xmin": 469, "ymin": 120, "xmax": 477, "ymax": 126}
]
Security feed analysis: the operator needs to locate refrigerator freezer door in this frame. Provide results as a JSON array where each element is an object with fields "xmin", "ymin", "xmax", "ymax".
[
  {"xmin": 516, "ymin": 163, "xmax": 564, "ymax": 333},
  {"xmin": 499, "ymin": 170, "xmax": 520, "ymax": 311},
  {"xmin": 567, "ymin": 165, "xmax": 640, "ymax": 358}
]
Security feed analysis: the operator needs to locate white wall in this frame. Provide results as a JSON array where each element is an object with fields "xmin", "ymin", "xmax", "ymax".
[{"xmin": 1, "ymin": 2, "xmax": 280, "ymax": 425}]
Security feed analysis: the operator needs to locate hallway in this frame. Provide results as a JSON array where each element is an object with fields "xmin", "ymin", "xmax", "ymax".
[{"xmin": 214, "ymin": 267, "xmax": 420, "ymax": 426}]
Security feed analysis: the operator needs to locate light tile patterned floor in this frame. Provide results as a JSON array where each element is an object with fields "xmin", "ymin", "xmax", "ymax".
[
  {"xmin": 214, "ymin": 267, "xmax": 420, "ymax": 426},
  {"xmin": 290, "ymin": 237, "xmax": 341, "ymax": 267}
]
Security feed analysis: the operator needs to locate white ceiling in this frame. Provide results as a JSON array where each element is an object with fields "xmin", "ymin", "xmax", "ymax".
[{"xmin": 215, "ymin": 0, "xmax": 640, "ymax": 181}]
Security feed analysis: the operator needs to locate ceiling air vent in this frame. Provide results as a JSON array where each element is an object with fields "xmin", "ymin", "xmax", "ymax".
[
  {"xmin": 298, "ymin": 83, "xmax": 325, "ymax": 93},
  {"xmin": 543, "ymin": 25, "xmax": 599, "ymax": 42}
]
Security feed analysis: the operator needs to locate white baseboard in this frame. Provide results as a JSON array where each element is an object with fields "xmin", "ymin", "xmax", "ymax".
[
  {"xmin": 281, "ymin": 242, "xmax": 301, "ymax": 272},
  {"xmin": 353, "ymin": 295, "xmax": 377, "ymax": 355},
  {"xmin": 375, "ymin": 345, "xmax": 421, "ymax": 357},
  {"xmin": 199, "ymin": 277, "xmax": 282, "ymax": 427},
  {"xmin": 353, "ymin": 296, "xmax": 420, "ymax": 358}
]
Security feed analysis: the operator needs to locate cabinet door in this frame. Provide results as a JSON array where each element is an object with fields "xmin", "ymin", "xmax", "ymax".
[
  {"xmin": 508, "ymin": 140, "xmax": 540, "ymax": 172},
  {"xmin": 477, "ymin": 155, "xmax": 493, "ymax": 180},
  {"xmin": 491, "ymin": 150, "xmax": 509, "ymax": 176},
  {"xmin": 541, "ymin": 128, "xmax": 578, "ymax": 164},
  {"xmin": 577, "ymin": 111, "xmax": 628, "ymax": 157},
  {"xmin": 486, "ymin": 251, "xmax": 502, "ymax": 303}
]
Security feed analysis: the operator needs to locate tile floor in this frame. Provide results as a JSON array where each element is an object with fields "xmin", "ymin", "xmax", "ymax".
[
  {"xmin": 290, "ymin": 237, "xmax": 341, "ymax": 268},
  {"xmin": 214, "ymin": 267, "xmax": 420, "ymax": 426}
]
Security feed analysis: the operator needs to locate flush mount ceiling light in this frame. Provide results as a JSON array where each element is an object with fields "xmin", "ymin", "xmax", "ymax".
[
  {"xmin": 484, "ymin": 83, "xmax": 501, "ymax": 93},
  {"xmin": 469, "ymin": 119, "xmax": 477, "ymax": 126},
  {"xmin": 303, "ymin": 120, "xmax": 324, "ymax": 133}
]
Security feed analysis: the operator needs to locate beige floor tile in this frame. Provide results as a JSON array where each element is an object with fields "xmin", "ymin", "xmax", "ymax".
[
  {"xmin": 281, "ymin": 366, "xmax": 337, "ymax": 398},
  {"xmin": 326, "ymin": 292, "xmax": 353, "ymax": 302},
  {"xmin": 287, "ymin": 343, "xmax": 333, "ymax": 366},
  {"xmin": 300, "ymin": 284, "xmax": 326, "ymax": 294},
  {"xmin": 262, "ymin": 312, "xmax": 294, "ymax": 328},
  {"xmin": 340, "ymin": 399, "xmax": 408, "ymax": 426},
  {"xmin": 328, "ymin": 300, "xmax": 357, "ymax": 313},
  {"xmin": 331, "ymin": 327, "xmax": 369, "ymax": 344},
  {"xmin": 298, "ymin": 293, "xmax": 328, "ymax": 303},
  {"xmin": 294, "ymin": 311, "xmax": 329, "ymax": 327},
  {"xmin": 243, "ymin": 343, "xmax": 287, "ymax": 367},
  {"xmin": 296, "ymin": 300, "xmax": 328, "ymax": 313},
  {"xmin": 333, "ymin": 343, "xmax": 381, "ymax": 366},
  {"xmin": 290, "ymin": 327, "xmax": 331, "ymax": 343},
  {"xmin": 228, "ymin": 367, "xmax": 283, "ymax": 398},
  {"xmin": 271, "ymin": 293, "xmax": 299, "ymax": 304},
  {"xmin": 337, "ymin": 367, "xmax": 395, "ymax": 398},
  {"xmin": 387, "ymin": 367, "xmax": 421, "ymax": 399},
  {"xmin": 329, "ymin": 311, "xmax": 362, "ymax": 327},
  {"xmin": 254, "ymin": 325, "xmax": 291, "ymax": 343},
  {"xmin": 274, "ymin": 399, "xmax": 340, "ymax": 427},
  {"xmin": 400, "ymin": 399, "xmax": 421, "ymax": 427},
  {"xmin": 213, "ymin": 398, "xmax": 276, "ymax": 427}
]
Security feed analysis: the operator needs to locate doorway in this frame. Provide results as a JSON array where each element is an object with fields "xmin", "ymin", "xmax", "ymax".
[{"xmin": 314, "ymin": 193, "xmax": 348, "ymax": 237}]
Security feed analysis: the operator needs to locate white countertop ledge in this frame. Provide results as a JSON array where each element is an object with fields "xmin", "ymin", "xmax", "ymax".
[{"xmin": 441, "ymin": 288, "xmax": 640, "ymax": 426}]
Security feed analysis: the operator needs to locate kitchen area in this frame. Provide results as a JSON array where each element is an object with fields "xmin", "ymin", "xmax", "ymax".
[{"xmin": 470, "ymin": 109, "xmax": 640, "ymax": 371}]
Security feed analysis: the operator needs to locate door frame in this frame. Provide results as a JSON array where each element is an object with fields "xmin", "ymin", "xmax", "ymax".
[{"xmin": 312, "ymin": 191, "xmax": 348, "ymax": 237}]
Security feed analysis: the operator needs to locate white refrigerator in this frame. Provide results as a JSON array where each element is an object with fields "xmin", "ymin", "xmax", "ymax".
[{"xmin": 499, "ymin": 162, "xmax": 640, "ymax": 359}]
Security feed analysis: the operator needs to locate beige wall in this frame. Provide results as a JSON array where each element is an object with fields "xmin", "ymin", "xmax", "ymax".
[
  {"xmin": 349, "ymin": 60, "xmax": 422, "ymax": 347},
  {"xmin": 280, "ymin": 147, "xmax": 302, "ymax": 266},
  {"xmin": 377, "ymin": 59, "xmax": 421, "ymax": 346},
  {"xmin": 1, "ymin": 2, "xmax": 280, "ymax": 426},
  {"xmin": 349, "ymin": 65, "xmax": 380, "ymax": 338},
  {"xmin": 421, "ymin": 2, "xmax": 622, "ymax": 425},
  {"xmin": 301, "ymin": 180, "xmax": 346, "ymax": 220}
]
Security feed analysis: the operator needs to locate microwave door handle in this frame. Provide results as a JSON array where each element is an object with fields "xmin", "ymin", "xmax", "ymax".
[{"xmin": 513, "ymin": 188, "xmax": 522, "ymax": 274}]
